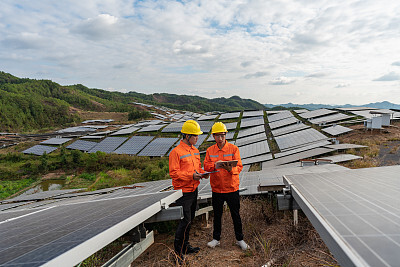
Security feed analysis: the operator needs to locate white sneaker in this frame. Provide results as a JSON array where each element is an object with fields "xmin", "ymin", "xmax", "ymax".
[
  {"xmin": 207, "ymin": 239, "xmax": 220, "ymax": 248},
  {"xmin": 236, "ymin": 240, "xmax": 250, "ymax": 250}
]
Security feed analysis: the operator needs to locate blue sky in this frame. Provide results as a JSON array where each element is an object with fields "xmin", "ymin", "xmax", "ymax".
[{"xmin": 1, "ymin": 0, "xmax": 400, "ymax": 105}]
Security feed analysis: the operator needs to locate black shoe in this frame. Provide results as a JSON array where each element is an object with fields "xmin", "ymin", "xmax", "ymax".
[{"xmin": 184, "ymin": 244, "xmax": 200, "ymax": 254}]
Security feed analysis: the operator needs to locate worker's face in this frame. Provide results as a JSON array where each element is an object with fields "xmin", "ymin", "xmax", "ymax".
[
  {"xmin": 213, "ymin": 133, "xmax": 226, "ymax": 146},
  {"xmin": 188, "ymin": 135, "xmax": 199, "ymax": 146}
]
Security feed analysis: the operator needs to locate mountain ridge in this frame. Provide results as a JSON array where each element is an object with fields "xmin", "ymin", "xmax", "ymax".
[{"xmin": 264, "ymin": 101, "xmax": 400, "ymax": 110}]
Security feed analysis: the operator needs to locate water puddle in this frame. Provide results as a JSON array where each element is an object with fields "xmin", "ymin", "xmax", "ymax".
[{"xmin": 22, "ymin": 179, "xmax": 66, "ymax": 195}]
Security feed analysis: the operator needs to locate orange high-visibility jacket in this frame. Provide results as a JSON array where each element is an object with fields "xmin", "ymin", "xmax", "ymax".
[
  {"xmin": 169, "ymin": 140, "xmax": 204, "ymax": 192},
  {"xmin": 204, "ymin": 141, "xmax": 243, "ymax": 193}
]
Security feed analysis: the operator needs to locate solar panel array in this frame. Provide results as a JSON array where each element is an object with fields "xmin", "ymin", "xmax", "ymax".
[
  {"xmin": 40, "ymin": 138, "xmax": 72, "ymax": 145},
  {"xmin": 2, "ymin": 189, "xmax": 83, "ymax": 204},
  {"xmin": 268, "ymin": 110, "xmax": 294, "ymax": 122},
  {"xmin": 137, "ymin": 124, "xmax": 165, "ymax": 132},
  {"xmin": 138, "ymin": 137, "xmax": 179, "ymax": 157},
  {"xmin": 309, "ymin": 113, "xmax": 353, "ymax": 125},
  {"xmin": 235, "ymin": 132, "xmax": 267, "ymax": 147},
  {"xmin": 22, "ymin": 145, "xmax": 58, "ymax": 156},
  {"xmin": 237, "ymin": 125, "xmax": 265, "ymax": 139},
  {"xmin": 218, "ymin": 112, "xmax": 241, "ymax": 120},
  {"xmin": 275, "ymin": 128, "xmax": 329, "ymax": 151},
  {"xmin": 88, "ymin": 137, "xmax": 128, "ymax": 153},
  {"xmin": 224, "ymin": 122, "xmax": 238, "ymax": 130},
  {"xmin": 271, "ymin": 123, "xmax": 310, "ymax": 137},
  {"xmin": 80, "ymin": 135, "xmax": 104, "ymax": 139},
  {"xmin": 322, "ymin": 125, "xmax": 353, "ymax": 136},
  {"xmin": 274, "ymin": 140, "xmax": 332, "ymax": 158},
  {"xmin": 283, "ymin": 165, "xmax": 400, "ymax": 267},
  {"xmin": 324, "ymin": 144, "xmax": 367, "ymax": 150},
  {"xmin": 239, "ymin": 140, "xmax": 270, "ymax": 159},
  {"xmin": 269, "ymin": 117, "xmax": 299, "ymax": 129},
  {"xmin": 66, "ymin": 140, "xmax": 97, "ymax": 151},
  {"xmin": 242, "ymin": 110, "xmax": 264, "ymax": 117},
  {"xmin": 56, "ymin": 126, "xmax": 97, "ymax": 133},
  {"xmin": 299, "ymin": 108, "xmax": 337, "ymax": 119},
  {"xmin": 110, "ymin": 126, "xmax": 140, "ymax": 136},
  {"xmin": 293, "ymin": 109, "xmax": 309, "ymax": 114},
  {"xmin": 194, "ymin": 134, "xmax": 208, "ymax": 148},
  {"xmin": 113, "ymin": 136, "xmax": 154, "ymax": 155},
  {"xmin": 240, "ymin": 116, "xmax": 265, "ymax": 128}
]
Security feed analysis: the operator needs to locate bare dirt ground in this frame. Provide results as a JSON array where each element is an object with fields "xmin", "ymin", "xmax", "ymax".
[{"xmin": 134, "ymin": 197, "xmax": 338, "ymax": 267}]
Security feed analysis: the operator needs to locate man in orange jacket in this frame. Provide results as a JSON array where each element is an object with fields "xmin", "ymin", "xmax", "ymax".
[
  {"xmin": 204, "ymin": 122, "xmax": 250, "ymax": 250},
  {"xmin": 169, "ymin": 120, "xmax": 209, "ymax": 260}
]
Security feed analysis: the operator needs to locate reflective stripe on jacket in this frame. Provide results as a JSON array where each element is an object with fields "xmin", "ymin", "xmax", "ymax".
[
  {"xmin": 169, "ymin": 140, "xmax": 203, "ymax": 192},
  {"xmin": 204, "ymin": 141, "xmax": 243, "ymax": 193}
]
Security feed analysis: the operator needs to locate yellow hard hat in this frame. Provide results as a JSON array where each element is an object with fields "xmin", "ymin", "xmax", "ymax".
[
  {"xmin": 181, "ymin": 120, "xmax": 203, "ymax": 135},
  {"xmin": 211, "ymin": 122, "xmax": 228, "ymax": 134}
]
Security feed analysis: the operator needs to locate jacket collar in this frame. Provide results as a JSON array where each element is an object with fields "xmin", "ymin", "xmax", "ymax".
[{"xmin": 180, "ymin": 140, "xmax": 194, "ymax": 151}]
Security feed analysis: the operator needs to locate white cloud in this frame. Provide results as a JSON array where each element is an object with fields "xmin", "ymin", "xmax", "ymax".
[
  {"xmin": 373, "ymin": 72, "xmax": 400, "ymax": 81},
  {"xmin": 71, "ymin": 14, "xmax": 121, "ymax": 41},
  {"xmin": 243, "ymin": 71, "xmax": 268, "ymax": 79},
  {"xmin": 269, "ymin": 76, "xmax": 296, "ymax": 85}
]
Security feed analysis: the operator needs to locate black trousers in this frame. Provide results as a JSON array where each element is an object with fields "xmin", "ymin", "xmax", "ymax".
[
  {"xmin": 174, "ymin": 188, "xmax": 198, "ymax": 254},
  {"xmin": 212, "ymin": 190, "xmax": 244, "ymax": 241}
]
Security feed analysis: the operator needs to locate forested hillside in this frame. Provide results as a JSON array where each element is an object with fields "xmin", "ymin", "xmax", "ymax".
[{"xmin": 0, "ymin": 71, "xmax": 265, "ymax": 132}]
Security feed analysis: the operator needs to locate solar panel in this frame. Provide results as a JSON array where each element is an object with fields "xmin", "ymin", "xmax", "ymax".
[
  {"xmin": 239, "ymin": 140, "xmax": 270, "ymax": 159},
  {"xmin": 324, "ymin": 144, "xmax": 367, "ymax": 150},
  {"xmin": 316, "ymin": 154, "xmax": 362, "ymax": 163},
  {"xmin": 198, "ymin": 114, "xmax": 218, "ymax": 120},
  {"xmin": 240, "ymin": 117, "xmax": 265, "ymax": 128},
  {"xmin": 2, "ymin": 189, "xmax": 83, "ymax": 204},
  {"xmin": 194, "ymin": 134, "xmax": 208, "ymax": 148},
  {"xmin": 113, "ymin": 136, "xmax": 154, "ymax": 155},
  {"xmin": 268, "ymin": 111, "xmax": 294, "ymax": 122},
  {"xmin": 271, "ymin": 123, "xmax": 310, "ymax": 137},
  {"xmin": 22, "ymin": 145, "xmax": 58, "ymax": 156},
  {"xmin": 218, "ymin": 112, "xmax": 241, "ymax": 120},
  {"xmin": 236, "ymin": 125, "xmax": 266, "ymax": 139},
  {"xmin": 293, "ymin": 109, "xmax": 309, "ymax": 114},
  {"xmin": 0, "ymin": 191, "xmax": 181, "ymax": 267},
  {"xmin": 110, "ymin": 126, "xmax": 140, "ymax": 136},
  {"xmin": 40, "ymin": 138, "xmax": 72, "ymax": 145},
  {"xmin": 80, "ymin": 135, "xmax": 105, "ymax": 139},
  {"xmin": 137, "ymin": 124, "xmax": 165, "ymax": 132},
  {"xmin": 283, "ymin": 165, "xmax": 400, "ymax": 267},
  {"xmin": 274, "ymin": 140, "xmax": 332, "ymax": 158},
  {"xmin": 309, "ymin": 113, "xmax": 353, "ymax": 125},
  {"xmin": 224, "ymin": 122, "xmax": 238, "ymax": 130},
  {"xmin": 298, "ymin": 108, "xmax": 337, "ymax": 119},
  {"xmin": 56, "ymin": 127, "xmax": 97, "ymax": 133},
  {"xmin": 198, "ymin": 121, "xmax": 214, "ymax": 132},
  {"xmin": 322, "ymin": 125, "xmax": 353, "ymax": 136},
  {"xmin": 275, "ymin": 128, "xmax": 329, "ymax": 151},
  {"xmin": 88, "ymin": 137, "xmax": 128, "ymax": 153},
  {"xmin": 269, "ymin": 117, "xmax": 299, "ymax": 129},
  {"xmin": 161, "ymin": 122, "xmax": 184, "ymax": 133},
  {"xmin": 138, "ymin": 137, "xmax": 179, "ymax": 157},
  {"xmin": 241, "ymin": 153, "xmax": 273, "ymax": 165},
  {"xmin": 206, "ymin": 131, "xmax": 235, "ymax": 142},
  {"xmin": 89, "ymin": 130, "xmax": 114, "ymax": 136},
  {"xmin": 242, "ymin": 110, "xmax": 264, "ymax": 118},
  {"xmin": 235, "ymin": 132, "xmax": 267, "ymax": 147},
  {"xmin": 262, "ymin": 147, "xmax": 335, "ymax": 168},
  {"xmin": 67, "ymin": 140, "xmax": 97, "ymax": 151}
]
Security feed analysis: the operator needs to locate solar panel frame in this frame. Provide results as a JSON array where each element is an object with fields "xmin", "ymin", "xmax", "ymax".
[
  {"xmin": 162, "ymin": 122, "xmax": 184, "ymax": 133},
  {"xmin": 268, "ymin": 111, "xmax": 294, "ymax": 122},
  {"xmin": 235, "ymin": 132, "xmax": 267, "ymax": 147},
  {"xmin": 275, "ymin": 128, "xmax": 329, "ymax": 151},
  {"xmin": 309, "ymin": 113, "xmax": 353, "ymax": 125},
  {"xmin": 88, "ymin": 137, "xmax": 128, "ymax": 154},
  {"xmin": 240, "ymin": 117, "xmax": 265, "ymax": 128},
  {"xmin": 137, "ymin": 124, "xmax": 165, "ymax": 132},
  {"xmin": 22, "ymin": 145, "xmax": 58, "ymax": 156},
  {"xmin": 316, "ymin": 154, "xmax": 362, "ymax": 163},
  {"xmin": 113, "ymin": 136, "xmax": 154, "ymax": 155}
]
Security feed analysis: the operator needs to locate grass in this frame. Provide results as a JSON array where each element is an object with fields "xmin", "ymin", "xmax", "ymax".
[{"xmin": 0, "ymin": 179, "xmax": 36, "ymax": 199}]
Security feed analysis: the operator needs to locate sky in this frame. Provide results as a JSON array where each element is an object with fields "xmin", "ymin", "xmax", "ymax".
[{"xmin": 1, "ymin": 0, "xmax": 400, "ymax": 105}]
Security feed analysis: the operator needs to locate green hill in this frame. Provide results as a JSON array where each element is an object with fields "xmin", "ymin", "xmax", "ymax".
[{"xmin": 0, "ymin": 71, "xmax": 265, "ymax": 132}]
